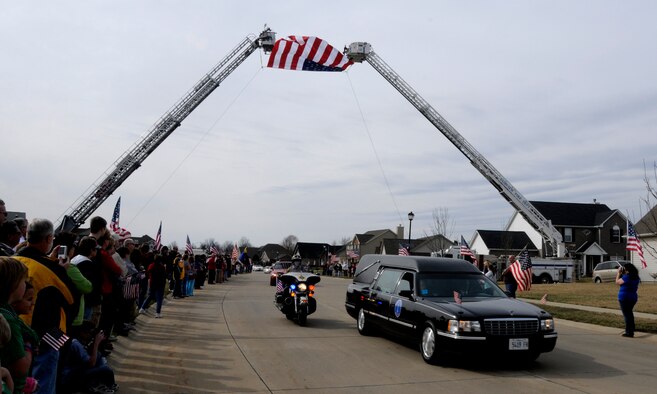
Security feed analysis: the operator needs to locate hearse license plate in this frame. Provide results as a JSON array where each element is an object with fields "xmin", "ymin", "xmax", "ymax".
[{"xmin": 509, "ymin": 338, "xmax": 529, "ymax": 350}]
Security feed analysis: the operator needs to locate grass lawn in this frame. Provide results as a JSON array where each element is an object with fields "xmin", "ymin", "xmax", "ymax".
[{"xmin": 516, "ymin": 281, "xmax": 657, "ymax": 314}]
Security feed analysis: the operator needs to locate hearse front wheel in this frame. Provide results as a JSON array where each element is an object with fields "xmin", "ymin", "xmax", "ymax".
[{"xmin": 421, "ymin": 322, "xmax": 442, "ymax": 364}]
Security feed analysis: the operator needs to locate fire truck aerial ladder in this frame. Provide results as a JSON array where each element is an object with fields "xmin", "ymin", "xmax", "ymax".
[
  {"xmin": 57, "ymin": 28, "xmax": 563, "ymax": 257},
  {"xmin": 345, "ymin": 42, "xmax": 565, "ymax": 257},
  {"xmin": 56, "ymin": 28, "xmax": 276, "ymax": 233}
]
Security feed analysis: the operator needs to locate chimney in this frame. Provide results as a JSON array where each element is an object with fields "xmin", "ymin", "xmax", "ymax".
[{"xmin": 397, "ymin": 225, "xmax": 404, "ymax": 239}]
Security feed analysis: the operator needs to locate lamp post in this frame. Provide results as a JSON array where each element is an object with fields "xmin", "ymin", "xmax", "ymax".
[{"xmin": 407, "ymin": 211, "xmax": 415, "ymax": 254}]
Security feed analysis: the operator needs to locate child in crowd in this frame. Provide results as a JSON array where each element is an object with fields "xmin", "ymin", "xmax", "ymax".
[
  {"xmin": 1, "ymin": 314, "xmax": 14, "ymax": 394},
  {"xmin": 59, "ymin": 321, "xmax": 118, "ymax": 394},
  {"xmin": 9, "ymin": 283, "xmax": 39, "ymax": 393},
  {"xmin": 0, "ymin": 256, "xmax": 38, "ymax": 393}
]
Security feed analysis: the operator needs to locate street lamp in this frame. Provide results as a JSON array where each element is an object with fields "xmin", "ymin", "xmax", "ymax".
[{"xmin": 407, "ymin": 211, "xmax": 415, "ymax": 254}]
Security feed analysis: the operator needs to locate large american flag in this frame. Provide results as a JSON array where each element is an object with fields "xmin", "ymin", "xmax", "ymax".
[
  {"xmin": 510, "ymin": 249, "xmax": 533, "ymax": 292},
  {"xmin": 267, "ymin": 36, "xmax": 353, "ymax": 72},
  {"xmin": 185, "ymin": 235, "xmax": 193, "ymax": 255},
  {"xmin": 460, "ymin": 235, "xmax": 476, "ymax": 264},
  {"xmin": 627, "ymin": 221, "xmax": 647, "ymax": 269},
  {"xmin": 110, "ymin": 197, "xmax": 131, "ymax": 239},
  {"xmin": 398, "ymin": 243, "xmax": 410, "ymax": 256},
  {"xmin": 231, "ymin": 244, "xmax": 239, "ymax": 260},
  {"xmin": 154, "ymin": 221, "xmax": 162, "ymax": 252}
]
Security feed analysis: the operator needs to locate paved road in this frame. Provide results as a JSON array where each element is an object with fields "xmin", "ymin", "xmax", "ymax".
[{"xmin": 110, "ymin": 273, "xmax": 657, "ymax": 393}]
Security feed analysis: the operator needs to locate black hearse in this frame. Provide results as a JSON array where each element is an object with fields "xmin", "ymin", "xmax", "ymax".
[{"xmin": 345, "ymin": 255, "xmax": 557, "ymax": 364}]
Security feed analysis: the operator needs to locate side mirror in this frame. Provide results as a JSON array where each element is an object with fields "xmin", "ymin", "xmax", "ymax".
[{"xmin": 399, "ymin": 290, "xmax": 415, "ymax": 300}]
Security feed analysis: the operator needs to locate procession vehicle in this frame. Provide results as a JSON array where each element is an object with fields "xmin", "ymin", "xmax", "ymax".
[
  {"xmin": 274, "ymin": 271, "xmax": 320, "ymax": 326},
  {"xmin": 345, "ymin": 254, "xmax": 557, "ymax": 364},
  {"xmin": 269, "ymin": 261, "xmax": 292, "ymax": 286}
]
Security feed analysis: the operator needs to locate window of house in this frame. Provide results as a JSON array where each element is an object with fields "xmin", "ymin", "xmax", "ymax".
[
  {"xmin": 611, "ymin": 225, "xmax": 621, "ymax": 243},
  {"xmin": 564, "ymin": 228, "xmax": 573, "ymax": 243}
]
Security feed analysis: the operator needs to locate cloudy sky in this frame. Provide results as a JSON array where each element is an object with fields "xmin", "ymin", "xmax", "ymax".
[{"xmin": 2, "ymin": 1, "xmax": 656, "ymax": 248}]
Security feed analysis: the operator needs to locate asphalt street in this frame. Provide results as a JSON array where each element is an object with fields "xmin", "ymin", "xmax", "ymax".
[{"xmin": 109, "ymin": 273, "xmax": 657, "ymax": 393}]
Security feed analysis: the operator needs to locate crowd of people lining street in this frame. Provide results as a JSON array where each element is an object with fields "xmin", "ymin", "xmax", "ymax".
[{"xmin": 0, "ymin": 198, "xmax": 247, "ymax": 394}]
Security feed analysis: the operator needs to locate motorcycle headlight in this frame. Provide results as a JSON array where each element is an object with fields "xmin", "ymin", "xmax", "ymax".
[
  {"xmin": 540, "ymin": 318, "xmax": 555, "ymax": 331},
  {"xmin": 298, "ymin": 283, "xmax": 307, "ymax": 292},
  {"xmin": 447, "ymin": 320, "xmax": 482, "ymax": 333}
]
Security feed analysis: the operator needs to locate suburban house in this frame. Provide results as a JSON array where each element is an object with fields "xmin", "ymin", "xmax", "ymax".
[
  {"xmin": 380, "ymin": 234, "xmax": 455, "ymax": 257},
  {"xmin": 506, "ymin": 201, "xmax": 628, "ymax": 276},
  {"xmin": 258, "ymin": 243, "xmax": 290, "ymax": 263},
  {"xmin": 346, "ymin": 228, "xmax": 401, "ymax": 261},
  {"xmin": 633, "ymin": 205, "xmax": 657, "ymax": 281},
  {"xmin": 469, "ymin": 230, "xmax": 540, "ymax": 262},
  {"xmin": 292, "ymin": 242, "xmax": 332, "ymax": 268}
]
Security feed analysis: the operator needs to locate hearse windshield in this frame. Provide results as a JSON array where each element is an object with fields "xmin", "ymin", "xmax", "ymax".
[{"xmin": 416, "ymin": 273, "xmax": 507, "ymax": 299}]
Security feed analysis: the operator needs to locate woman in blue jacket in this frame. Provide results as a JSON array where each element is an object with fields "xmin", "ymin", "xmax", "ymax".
[{"xmin": 616, "ymin": 262, "xmax": 640, "ymax": 337}]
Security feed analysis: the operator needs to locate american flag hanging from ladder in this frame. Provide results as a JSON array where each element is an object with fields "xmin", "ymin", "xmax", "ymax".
[{"xmin": 110, "ymin": 197, "xmax": 131, "ymax": 239}]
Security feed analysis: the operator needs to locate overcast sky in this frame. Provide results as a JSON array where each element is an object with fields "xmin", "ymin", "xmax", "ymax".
[{"xmin": 2, "ymin": 1, "xmax": 656, "ymax": 249}]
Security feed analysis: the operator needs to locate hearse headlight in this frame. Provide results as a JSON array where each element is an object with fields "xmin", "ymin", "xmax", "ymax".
[
  {"xmin": 540, "ymin": 318, "xmax": 555, "ymax": 331},
  {"xmin": 447, "ymin": 320, "xmax": 482, "ymax": 333}
]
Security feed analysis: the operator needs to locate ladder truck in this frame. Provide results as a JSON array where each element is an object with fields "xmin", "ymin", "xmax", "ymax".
[
  {"xmin": 56, "ymin": 28, "xmax": 564, "ymax": 259},
  {"xmin": 345, "ymin": 42, "xmax": 566, "ymax": 257},
  {"xmin": 56, "ymin": 28, "xmax": 276, "ymax": 232}
]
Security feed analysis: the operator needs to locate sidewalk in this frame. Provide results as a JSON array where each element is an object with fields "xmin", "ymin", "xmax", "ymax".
[{"xmin": 520, "ymin": 298, "xmax": 657, "ymax": 321}]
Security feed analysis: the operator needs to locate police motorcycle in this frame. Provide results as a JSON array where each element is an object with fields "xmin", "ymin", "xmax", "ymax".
[{"xmin": 274, "ymin": 262, "xmax": 320, "ymax": 326}]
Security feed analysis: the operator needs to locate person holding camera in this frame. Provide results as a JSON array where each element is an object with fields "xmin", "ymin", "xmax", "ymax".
[{"xmin": 616, "ymin": 262, "xmax": 640, "ymax": 338}]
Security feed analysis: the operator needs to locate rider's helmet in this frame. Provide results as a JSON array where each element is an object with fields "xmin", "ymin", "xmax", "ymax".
[{"xmin": 289, "ymin": 254, "xmax": 303, "ymax": 272}]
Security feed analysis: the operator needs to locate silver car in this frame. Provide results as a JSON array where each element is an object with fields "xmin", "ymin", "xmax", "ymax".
[{"xmin": 592, "ymin": 260, "xmax": 629, "ymax": 283}]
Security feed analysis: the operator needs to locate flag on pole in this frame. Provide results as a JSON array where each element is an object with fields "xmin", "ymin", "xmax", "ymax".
[
  {"xmin": 398, "ymin": 243, "xmax": 410, "ymax": 256},
  {"xmin": 185, "ymin": 235, "xmax": 193, "ymax": 255},
  {"xmin": 267, "ymin": 36, "xmax": 353, "ymax": 72},
  {"xmin": 460, "ymin": 235, "xmax": 476, "ymax": 264},
  {"xmin": 110, "ymin": 197, "xmax": 131, "ymax": 239},
  {"xmin": 627, "ymin": 221, "xmax": 647, "ymax": 269},
  {"xmin": 231, "ymin": 244, "xmax": 239, "ymax": 260},
  {"xmin": 154, "ymin": 221, "xmax": 162, "ymax": 251},
  {"xmin": 540, "ymin": 294, "xmax": 548, "ymax": 305},
  {"xmin": 210, "ymin": 244, "xmax": 220, "ymax": 257},
  {"xmin": 510, "ymin": 249, "xmax": 533, "ymax": 292}
]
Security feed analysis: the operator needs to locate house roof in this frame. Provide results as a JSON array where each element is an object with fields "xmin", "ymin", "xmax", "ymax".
[
  {"xmin": 355, "ymin": 234, "xmax": 375, "ymax": 244},
  {"xmin": 635, "ymin": 205, "xmax": 657, "ymax": 236},
  {"xmin": 294, "ymin": 242, "xmax": 331, "ymax": 259},
  {"xmin": 382, "ymin": 238, "xmax": 416, "ymax": 255},
  {"xmin": 530, "ymin": 201, "xmax": 613, "ymax": 227},
  {"xmin": 475, "ymin": 230, "xmax": 539, "ymax": 251},
  {"xmin": 258, "ymin": 243, "xmax": 289, "ymax": 259}
]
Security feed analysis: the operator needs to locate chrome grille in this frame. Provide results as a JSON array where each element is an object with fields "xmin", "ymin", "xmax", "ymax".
[{"xmin": 484, "ymin": 318, "xmax": 539, "ymax": 336}]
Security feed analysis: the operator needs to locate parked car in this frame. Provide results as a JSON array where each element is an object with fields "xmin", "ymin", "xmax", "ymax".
[
  {"xmin": 263, "ymin": 266, "xmax": 272, "ymax": 274},
  {"xmin": 269, "ymin": 261, "xmax": 292, "ymax": 286},
  {"xmin": 345, "ymin": 255, "xmax": 557, "ymax": 364},
  {"xmin": 253, "ymin": 264, "xmax": 263, "ymax": 271},
  {"xmin": 593, "ymin": 260, "xmax": 629, "ymax": 283}
]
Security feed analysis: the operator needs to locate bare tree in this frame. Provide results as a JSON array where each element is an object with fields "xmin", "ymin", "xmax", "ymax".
[
  {"xmin": 281, "ymin": 235, "xmax": 298, "ymax": 253},
  {"xmin": 639, "ymin": 161, "xmax": 657, "ymax": 259},
  {"xmin": 332, "ymin": 236, "xmax": 351, "ymax": 246},
  {"xmin": 238, "ymin": 237, "xmax": 252, "ymax": 248},
  {"xmin": 425, "ymin": 208, "xmax": 455, "ymax": 256},
  {"xmin": 221, "ymin": 241, "xmax": 234, "ymax": 253},
  {"xmin": 200, "ymin": 238, "xmax": 216, "ymax": 250}
]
